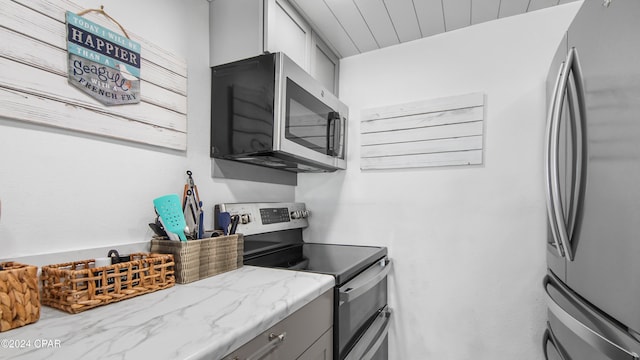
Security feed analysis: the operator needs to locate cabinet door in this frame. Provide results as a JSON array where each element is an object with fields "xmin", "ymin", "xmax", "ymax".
[
  {"xmin": 209, "ymin": 0, "xmax": 263, "ymax": 66},
  {"xmin": 265, "ymin": 0, "xmax": 311, "ymax": 70},
  {"xmin": 310, "ymin": 34, "xmax": 339, "ymax": 95}
]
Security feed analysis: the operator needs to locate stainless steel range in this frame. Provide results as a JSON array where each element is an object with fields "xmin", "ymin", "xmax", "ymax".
[{"xmin": 215, "ymin": 202, "xmax": 391, "ymax": 360}]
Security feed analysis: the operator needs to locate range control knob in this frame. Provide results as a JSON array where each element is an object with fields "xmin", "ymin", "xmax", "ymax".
[
  {"xmin": 291, "ymin": 210, "xmax": 310, "ymax": 220},
  {"xmin": 240, "ymin": 214, "xmax": 251, "ymax": 224}
]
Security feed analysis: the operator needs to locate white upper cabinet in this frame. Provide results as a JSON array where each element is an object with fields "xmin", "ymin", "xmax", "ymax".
[
  {"xmin": 209, "ymin": 0, "xmax": 339, "ymax": 94},
  {"xmin": 265, "ymin": 0, "xmax": 310, "ymax": 70}
]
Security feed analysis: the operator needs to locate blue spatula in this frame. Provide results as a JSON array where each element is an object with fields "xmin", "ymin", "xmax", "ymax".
[{"xmin": 153, "ymin": 194, "xmax": 188, "ymax": 241}]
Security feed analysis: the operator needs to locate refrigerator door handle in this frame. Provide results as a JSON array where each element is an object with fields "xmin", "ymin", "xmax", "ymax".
[
  {"xmin": 549, "ymin": 47, "xmax": 588, "ymax": 262},
  {"xmin": 564, "ymin": 80, "xmax": 580, "ymax": 243},
  {"xmin": 544, "ymin": 276, "xmax": 639, "ymax": 360},
  {"xmin": 543, "ymin": 323, "xmax": 570, "ymax": 360},
  {"xmin": 545, "ymin": 61, "xmax": 567, "ymax": 258},
  {"xmin": 566, "ymin": 47, "xmax": 588, "ymax": 262}
]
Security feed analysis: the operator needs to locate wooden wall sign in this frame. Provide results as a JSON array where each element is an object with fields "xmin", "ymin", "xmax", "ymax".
[
  {"xmin": 1, "ymin": 0, "xmax": 187, "ymax": 150},
  {"xmin": 360, "ymin": 93, "xmax": 485, "ymax": 170},
  {"xmin": 66, "ymin": 10, "xmax": 141, "ymax": 105}
]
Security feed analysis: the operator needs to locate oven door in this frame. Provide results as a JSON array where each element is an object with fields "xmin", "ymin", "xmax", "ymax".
[
  {"xmin": 275, "ymin": 53, "xmax": 347, "ymax": 170},
  {"xmin": 337, "ymin": 258, "xmax": 391, "ymax": 360}
]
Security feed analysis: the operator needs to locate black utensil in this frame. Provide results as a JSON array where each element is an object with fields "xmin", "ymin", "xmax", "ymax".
[
  {"xmin": 229, "ymin": 215, "xmax": 240, "ymax": 235},
  {"xmin": 149, "ymin": 222, "xmax": 167, "ymax": 237}
]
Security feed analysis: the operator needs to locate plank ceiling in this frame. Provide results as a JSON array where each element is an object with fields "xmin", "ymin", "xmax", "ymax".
[{"xmin": 289, "ymin": 0, "xmax": 580, "ymax": 58}]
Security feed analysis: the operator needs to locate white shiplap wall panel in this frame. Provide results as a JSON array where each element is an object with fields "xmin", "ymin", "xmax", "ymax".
[
  {"xmin": 361, "ymin": 150, "xmax": 483, "ymax": 170},
  {"xmin": 353, "ymin": 0, "xmax": 399, "ymax": 48},
  {"xmin": 1, "ymin": 0, "xmax": 188, "ymax": 150},
  {"xmin": 362, "ymin": 120, "xmax": 483, "ymax": 145},
  {"xmin": 362, "ymin": 136, "xmax": 483, "ymax": 157},
  {"xmin": 0, "ymin": 88, "xmax": 186, "ymax": 149},
  {"xmin": 362, "ymin": 92, "xmax": 484, "ymax": 120},
  {"xmin": 361, "ymin": 92, "xmax": 485, "ymax": 170},
  {"xmin": 361, "ymin": 104, "xmax": 483, "ymax": 133},
  {"xmin": 0, "ymin": 56, "xmax": 187, "ymax": 132}
]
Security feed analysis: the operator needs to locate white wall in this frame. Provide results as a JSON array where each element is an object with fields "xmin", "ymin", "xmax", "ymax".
[
  {"xmin": 0, "ymin": 0, "xmax": 294, "ymax": 259},
  {"xmin": 296, "ymin": 3, "xmax": 581, "ymax": 359}
]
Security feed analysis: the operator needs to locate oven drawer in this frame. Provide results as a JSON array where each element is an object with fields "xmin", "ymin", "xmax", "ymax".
[
  {"xmin": 337, "ymin": 257, "xmax": 390, "ymax": 359},
  {"xmin": 222, "ymin": 289, "xmax": 333, "ymax": 360},
  {"xmin": 344, "ymin": 306, "xmax": 392, "ymax": 360}
]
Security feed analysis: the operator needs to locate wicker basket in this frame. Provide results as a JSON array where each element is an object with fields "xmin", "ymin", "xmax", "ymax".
[
  {"xmin": 150, "ymin": 234, "xmax": 243, "ymax": 284},
  {"xmin": 40, "ymin": 253, "xmax": 175, "ymax": 314},
  {"xmin": 0, "ymin": 262, "xmax": 40, "ymax": 332}
]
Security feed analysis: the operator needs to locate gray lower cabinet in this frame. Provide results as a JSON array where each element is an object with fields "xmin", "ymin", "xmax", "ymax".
[{"xmin": 222, "ymin": 290, "xmax": 333, "ymax": 360}]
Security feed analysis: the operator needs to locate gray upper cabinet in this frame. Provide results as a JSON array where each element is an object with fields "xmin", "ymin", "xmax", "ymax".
[
  {"xmin": 209, "ymin": 0, "xmax": 339, "ymax": 94},
  {"xmin": 265, "ymin": 0, "xmax": 310, "ymax": 70}
]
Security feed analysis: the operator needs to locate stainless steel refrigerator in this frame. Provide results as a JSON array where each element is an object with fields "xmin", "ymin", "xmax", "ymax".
[{"xmin": 543, "ymin": 0, "xmax": 640, "ymax": 359}]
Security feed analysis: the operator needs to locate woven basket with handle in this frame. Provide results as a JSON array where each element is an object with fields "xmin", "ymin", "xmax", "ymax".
[{"xmin": 40, "ymin": 253, "xmax": 174, "ymax": 314}]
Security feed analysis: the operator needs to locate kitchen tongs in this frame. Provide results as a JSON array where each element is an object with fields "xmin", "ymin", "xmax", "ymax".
[{"xmin": 182, "ymin": 170, "xmax": 203, "ymax": 239}]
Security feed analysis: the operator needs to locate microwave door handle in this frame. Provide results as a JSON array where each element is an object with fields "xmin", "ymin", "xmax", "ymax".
[
  {"xmin": 545, "ymin": 61, "xmax": 566, "ymax": 258},
  {"xmin": 339, "ymin": 259, "xmax": 391, "ymax": 303},
  {"xmin": 326, "ymin": 114, "xmax": 333, "ymax": 156},
  {"xmin": 333, "ymin": 115, "xmax": 342, "ymax": 158},
  {"xmin": 326, "ymin": 112, "xmax": 339, "ymax": 156}
]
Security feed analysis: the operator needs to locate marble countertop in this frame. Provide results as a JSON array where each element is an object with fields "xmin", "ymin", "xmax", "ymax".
[{"xmin": 1, "ymin": 266, "xmax": 335, "ymax": 360}]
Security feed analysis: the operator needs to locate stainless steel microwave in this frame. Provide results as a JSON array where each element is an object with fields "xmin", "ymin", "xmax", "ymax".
[{"xmin": 210, "ymin": 52, "xmax": 348, "ymax": 172}]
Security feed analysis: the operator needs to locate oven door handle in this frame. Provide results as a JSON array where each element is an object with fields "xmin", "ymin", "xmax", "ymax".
[
  {"xmin": 344, "ymin": 307, "xmax": 392, "ymax": 360},
  {"xmin": 339, "ymin": 258, "xmax": 391, "ymax": 303}
]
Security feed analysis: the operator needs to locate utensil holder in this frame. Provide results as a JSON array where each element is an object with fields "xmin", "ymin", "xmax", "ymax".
[
  {"xmin": 150, "ymin": 234, "xmax": 243, "ymax": 284},
  {"xmin": 40, "ymin": 253, "xmax": 175, "ymax": 314},
  {"xmin": 0, "ymin": 262, "xmax": 40, "ymax": 332}
]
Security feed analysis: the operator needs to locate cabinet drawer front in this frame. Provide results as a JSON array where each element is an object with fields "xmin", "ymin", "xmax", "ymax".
[{"xmin": 223, "ymin": 290, "xmax": 333, "ymax": 360}]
